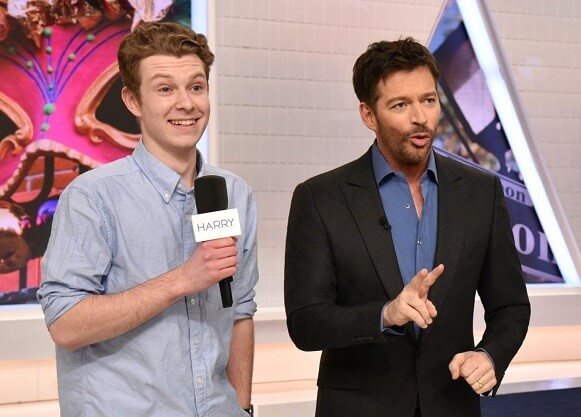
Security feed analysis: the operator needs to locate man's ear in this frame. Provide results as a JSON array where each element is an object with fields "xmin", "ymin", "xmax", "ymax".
[
  {"xmin": 121, "ymin": 86, "xmax": 142, "ymax": 118},
  {"xmin": 359, "ymin": 102, "xmax": 377, "ymax": 132}
]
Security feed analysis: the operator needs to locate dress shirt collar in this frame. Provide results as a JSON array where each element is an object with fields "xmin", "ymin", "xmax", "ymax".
[
  {"xmin": 131, "ymin": 140, "xmax": 205, "ymax": 203},
  {"xmin": 371, "ymin": 140, "xmax": 438, "ymax": 186}
]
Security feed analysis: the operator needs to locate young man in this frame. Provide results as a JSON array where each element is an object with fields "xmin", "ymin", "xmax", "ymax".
[
  {"xmin": 284, "ymin": 38, "xmax": 530, "ymax": 417},
  {"xmin": 38, "ymin": 22, "xmax": 257, "ymax": 417}
]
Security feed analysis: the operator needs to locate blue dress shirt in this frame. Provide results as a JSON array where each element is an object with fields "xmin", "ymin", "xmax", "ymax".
[
  {"xmin": 38, "ymin": 141, "xmax": 258, "ymax": 417},
  {"xmin": 372, "ymin": 143, "xmax": 438, "ymax": 334}
]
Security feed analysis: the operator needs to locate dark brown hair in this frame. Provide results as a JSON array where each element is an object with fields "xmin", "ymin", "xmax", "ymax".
[
  {"xmin": 353, "ymin": 38, "xmax": 440, "ymax": 107},
  {"xmin": 118, "ymin": 21, "xmax": 215, "ymax": 96}
]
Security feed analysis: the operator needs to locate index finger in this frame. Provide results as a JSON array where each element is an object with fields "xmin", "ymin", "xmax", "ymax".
[
  {"xmin": 407, "ymin": 268, "xmax": 429, "ymax": 292},
  {"xmin": 418, "ymin": 264, "xmax": 444, "ymax": 297},
  {"xmin": 414, "ymin": 264, "xmax": 445, "ymax": 297},
  {"xmin": 203, "ymin": 237, "xmax": 238, "ymax": 248}
]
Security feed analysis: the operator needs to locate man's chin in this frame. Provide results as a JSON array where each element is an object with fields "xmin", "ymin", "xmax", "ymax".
[
  {"xmin": 402, "ymin": 145, "xmax": 431, "ymax": 165},
  {"xmin": 171, "ymin": 140, "xmax": 201, "ymax": 153}
]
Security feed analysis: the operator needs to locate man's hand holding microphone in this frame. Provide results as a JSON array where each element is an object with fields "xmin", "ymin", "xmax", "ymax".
[
  {"xmin": 176, "ymin": 175, "xmax": 241, "ymax": 308},
  {"xmin": 176, "ymin": 237, "xmax": 238, "ymax": 301}
]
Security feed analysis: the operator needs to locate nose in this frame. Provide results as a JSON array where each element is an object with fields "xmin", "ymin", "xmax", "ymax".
[
  {"xmin": 175, "ymin": 89, "xmax": 195, "ymax": 111},
  {"xmin": 410, "ymin": 102, "xmax": 427, "ymax": 125}
]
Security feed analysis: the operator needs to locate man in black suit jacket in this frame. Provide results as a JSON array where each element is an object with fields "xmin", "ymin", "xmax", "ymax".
[{"xmin": 284, "ymin": 38, "xmax": 530, "ymax": 417}]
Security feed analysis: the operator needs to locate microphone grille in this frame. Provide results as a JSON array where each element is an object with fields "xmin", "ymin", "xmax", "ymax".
[{"xmin": 194, "ymin": 175, "xmax": 228, "ymax": 213}]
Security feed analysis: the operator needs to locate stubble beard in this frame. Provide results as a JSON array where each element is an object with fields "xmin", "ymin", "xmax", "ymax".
[{"xmin": 380, "ymin": 126, "xmax": 437, "ymax": 168}]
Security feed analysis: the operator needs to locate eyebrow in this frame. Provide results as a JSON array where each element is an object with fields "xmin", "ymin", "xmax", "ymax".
[
  {"xmin": 149, "ymin": 72, "xmax": 207, "ymax": 83},
  {"xmin": 386, "ymin": 91, "xmax": 438, "ymax": 105}
]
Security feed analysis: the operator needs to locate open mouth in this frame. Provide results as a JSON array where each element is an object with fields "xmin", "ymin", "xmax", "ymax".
[
  {"xmin": 408, "ymin": 132, "xmax": 432, "ymax": 146},
  {"xmin": 168, "ymin": 118, "xmax": 197, "ymax": 126},
  {"xmin": 410, "ymin": 132, "xmax": 431, "ymax": 139}
]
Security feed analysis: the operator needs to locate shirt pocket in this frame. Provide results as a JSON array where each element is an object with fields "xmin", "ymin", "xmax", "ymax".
[{"xmin": 205, "ymin": 283, "xmax": 229, "ymax": 308}]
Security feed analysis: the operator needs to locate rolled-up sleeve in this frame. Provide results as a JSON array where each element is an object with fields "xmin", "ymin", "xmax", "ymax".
[
  {"xmin": 233, "ymin": 190, "xmax": 258, "ymax": 321},
  {"xmin": 38, "ymin": 186, "xmax": 113, "ymax": 327}
]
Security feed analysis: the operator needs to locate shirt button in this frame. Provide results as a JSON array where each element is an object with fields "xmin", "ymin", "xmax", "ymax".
[
  {"xmin": 196, "ymin": 377, "xmax": 204, "ymax": 386},
  {"xmin": 405, "ymin": 203, "xmax": 411, "ymax": 209},
  {"xmin": 417, "ymin": 240, "xmax": 423, "ymax": 245},
  {"xmin": 164, "ymin": 192, "xmax": 170, "ymax": 199},
  {"xmin": 193, "ymin": 337, "xmax": 200, "ymax": 345},
  {"xmin": 190, "ymin": 298, "xmax": 196, "ymax": 305}
]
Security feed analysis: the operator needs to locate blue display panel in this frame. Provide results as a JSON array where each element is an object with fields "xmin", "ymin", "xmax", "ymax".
[{"xmin": 429, "ymin": 0, "xmax": 580, "ymax": 283}]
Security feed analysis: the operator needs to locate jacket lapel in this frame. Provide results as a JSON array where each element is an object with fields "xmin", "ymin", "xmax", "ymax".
[
  {"xmin": 421, "ymin": 152, "xmax": 469, "ymax": 343},
  {"xmin": 340, "ymin": 149, "xmax": 404, "ymax": 301}
]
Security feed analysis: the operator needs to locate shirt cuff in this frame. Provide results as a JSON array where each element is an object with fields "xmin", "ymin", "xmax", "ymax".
[{"xmin": 380, "ymin": 301, "xmax": 406, "ymax": 336}]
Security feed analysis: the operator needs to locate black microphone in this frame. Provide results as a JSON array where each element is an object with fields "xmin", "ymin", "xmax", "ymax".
[
  {"xmin": 380, "ymin": 215, "xmax": 391, "ymax": 231},
  {"xmin": 194, "ymin": 175, "xmax": 234, "ymax": 308}
]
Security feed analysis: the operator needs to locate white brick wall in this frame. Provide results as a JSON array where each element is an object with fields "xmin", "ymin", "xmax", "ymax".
[
  {"xmin": 215, "ymin": 0, "xmax": 442, "ymax": 307},
  {"xmin": 214, "ymin": 0, "xmax": 581, "ymax": 307}
]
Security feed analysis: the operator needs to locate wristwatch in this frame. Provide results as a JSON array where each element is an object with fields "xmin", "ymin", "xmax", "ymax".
[{"xmin": 244, "ymin": 405, "xmax": 254, "ymax": 416}]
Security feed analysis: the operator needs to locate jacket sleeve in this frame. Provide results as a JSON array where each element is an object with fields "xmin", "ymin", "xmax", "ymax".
[
  {"xmin": 284, "ymin": 182, "xmax": 386, "ymax": 351},
  {"xmin": 475, "ymin": 176, "xmax": 531, "ymax": 390}
]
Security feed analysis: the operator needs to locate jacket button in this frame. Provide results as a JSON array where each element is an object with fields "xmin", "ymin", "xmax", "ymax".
[{"xmin": 416, "ymin": 351, "xmax": 422, "ymax": 359}]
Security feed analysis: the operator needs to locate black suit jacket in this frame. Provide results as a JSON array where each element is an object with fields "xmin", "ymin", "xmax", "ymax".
[{"xmin": 284, "ymin": 148, "xmax": 530, "ymax": 417}]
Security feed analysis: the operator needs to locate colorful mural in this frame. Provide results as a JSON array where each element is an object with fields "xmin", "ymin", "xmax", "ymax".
[{"xmin": 0, "ymin": 0, "xmax": 189, "ymax": 304}]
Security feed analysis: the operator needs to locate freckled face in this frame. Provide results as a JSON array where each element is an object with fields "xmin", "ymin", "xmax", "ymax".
[
  {"xmin": 123, "ymin": 54, "xmax": 210, "ymax": 159},
  {"xmin": 359, "ymin": 65, "xmax": 441, "ymax": 172}
]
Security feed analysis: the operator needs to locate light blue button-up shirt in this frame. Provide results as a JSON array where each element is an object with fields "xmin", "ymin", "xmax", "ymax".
[{"xmin": 38, "ymin": 141, "xmax": 258, "ymax": 417}]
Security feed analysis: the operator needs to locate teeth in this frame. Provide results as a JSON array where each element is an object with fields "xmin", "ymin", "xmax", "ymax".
[{"xmin": 169, "ymin": 120, "xmax": 195, "ymax": 126}]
